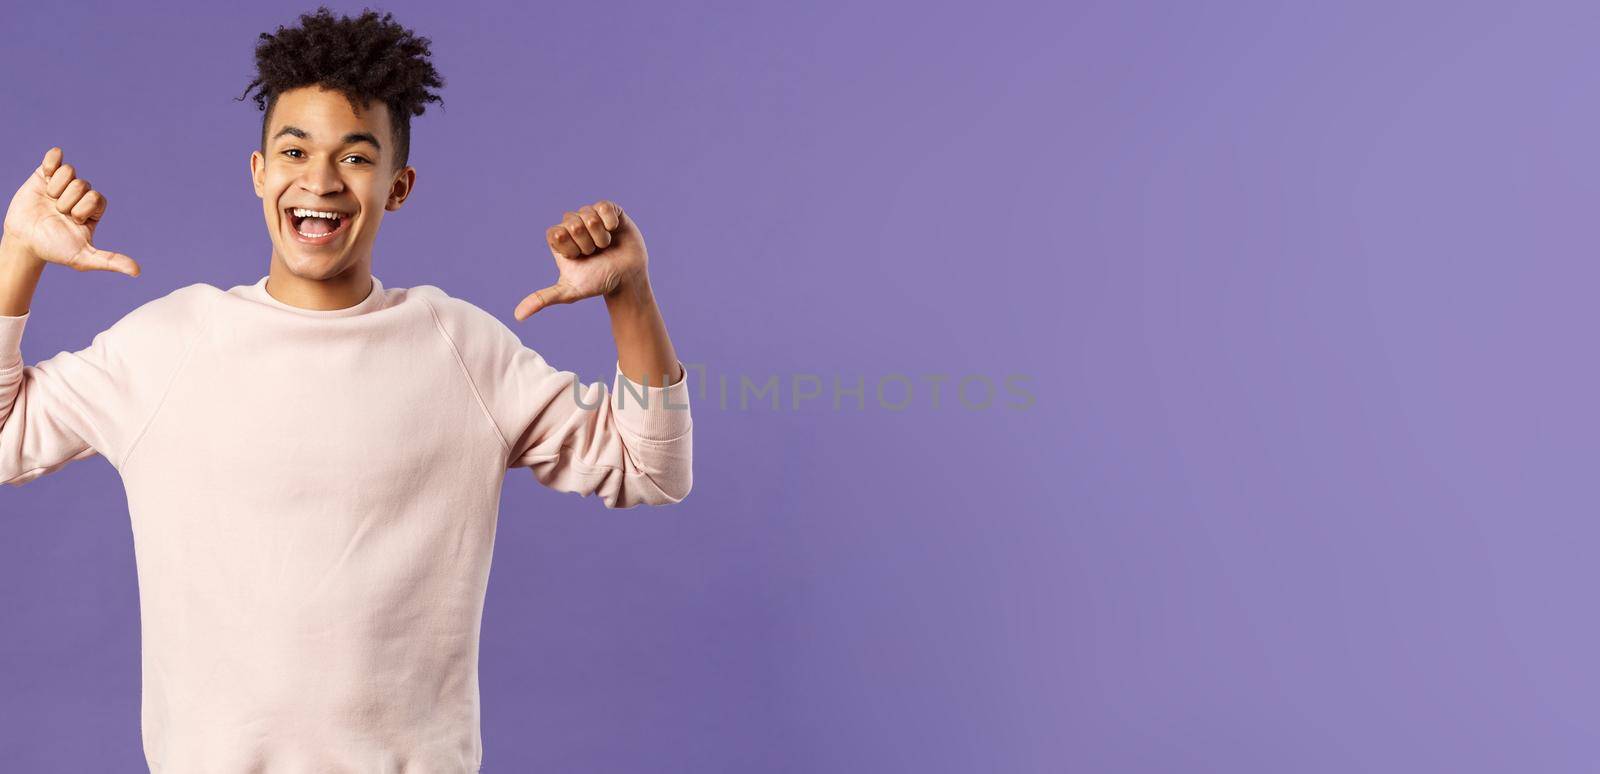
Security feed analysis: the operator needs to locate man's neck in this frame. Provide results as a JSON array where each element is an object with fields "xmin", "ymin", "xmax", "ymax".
[{"xmin": 264, "ymin": 260, "xmax": 373, "ymax": 311}]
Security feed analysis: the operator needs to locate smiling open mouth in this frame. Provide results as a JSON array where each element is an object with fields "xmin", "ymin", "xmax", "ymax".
[{"xmin": 287, "ymin": 207, "xmax": 352, "ymax": 245}]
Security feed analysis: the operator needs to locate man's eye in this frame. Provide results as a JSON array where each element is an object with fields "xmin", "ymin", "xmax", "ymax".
[
  {"xmin": 344, "ymin": 156, "xmax": 369, "ymax": 164},
  {"xmin": 282, "ymin": 149, "xmax": 304, "ymax": 159}
]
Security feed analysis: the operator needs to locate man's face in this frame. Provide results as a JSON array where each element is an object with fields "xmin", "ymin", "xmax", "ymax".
[{"xmin": 249, "ymin": 85, "xmax": 415, "ymax": 280}]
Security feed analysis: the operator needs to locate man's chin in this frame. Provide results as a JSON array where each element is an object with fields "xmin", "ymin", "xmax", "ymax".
[{"xmin": 275, "ymin": 244, "xmax": 356, "ymax": 280}]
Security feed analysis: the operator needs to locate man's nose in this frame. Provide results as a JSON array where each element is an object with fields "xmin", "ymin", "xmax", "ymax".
[{"xmin": 297, "ymin": 159, "xmax": 344, "ymax": 196}]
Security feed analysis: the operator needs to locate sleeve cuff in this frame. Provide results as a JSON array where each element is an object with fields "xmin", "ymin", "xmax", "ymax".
[
  {"xmin": 611, "ymin": 359, "xmax": 692, "ymax": 442},
  {"xmin": 0, "ymin": 310, "xmax": 29, "ymax": 358}
]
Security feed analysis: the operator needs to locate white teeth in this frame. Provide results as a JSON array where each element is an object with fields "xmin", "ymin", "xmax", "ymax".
[
  {"xmin": 291, "ymin": 208, "xmax": 346, "ymax": 219},
  {"xmin": 290, "ymin": 207, "xmax": 347, "ymax": 239}
]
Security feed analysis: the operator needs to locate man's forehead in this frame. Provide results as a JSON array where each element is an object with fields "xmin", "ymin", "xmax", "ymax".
[{"xmin": 270, "ymin": 87, "xmax": 389, "ymax": 139}]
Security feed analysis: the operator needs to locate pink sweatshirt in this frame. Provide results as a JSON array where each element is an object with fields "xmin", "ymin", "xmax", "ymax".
[{"xmin": 0, "ymin": 274, "xmax": 693, "ymax": 772}]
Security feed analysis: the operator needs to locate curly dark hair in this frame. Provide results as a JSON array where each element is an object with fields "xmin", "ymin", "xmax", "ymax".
[{"xmin": 237, "ymin": 6, "xmax": 444, "ymax": 169}]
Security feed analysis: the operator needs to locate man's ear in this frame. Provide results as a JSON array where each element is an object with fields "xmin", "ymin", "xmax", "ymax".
[
  {"xmin": 385, "ymin": 165, "xmax": 416, "ymax": 211},
  {"xmin": 250, "ymin": 150, "xmax": 265, "ymax": 199}
]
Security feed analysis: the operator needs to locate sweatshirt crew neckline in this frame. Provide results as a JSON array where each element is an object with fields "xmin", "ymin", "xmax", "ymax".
[{"xmin": 243, "ymin": 273, "xmax": 387, "ymax": 318}]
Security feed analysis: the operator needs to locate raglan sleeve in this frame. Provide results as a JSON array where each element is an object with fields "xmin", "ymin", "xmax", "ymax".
[
  {"xmin": 0, "ymin": 286, "xmax": 208, "ymax": 487},
  {"xmin": 428, "ymin": 294, "xmax": 693, "ymax": 510}
]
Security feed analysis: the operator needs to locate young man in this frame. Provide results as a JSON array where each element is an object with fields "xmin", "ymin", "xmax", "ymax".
[{"xmin": 0, "ymin": 8, "xmax": 692, "ymax": 772}]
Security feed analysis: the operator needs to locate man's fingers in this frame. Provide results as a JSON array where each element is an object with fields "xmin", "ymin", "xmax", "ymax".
[
  {"xmin": 513, "ymin": 283, "xmax": 574, "ymax": 321},
  {"xmin": 70, "ymin": 191, "xmax": 106, "ymax": 224},
  {"xmin": 595, "ymin": 200, "xmax": 621, "ymax": 230},
  {"xmin": 56, "ymin": 179, "xmax": 91, "ymax": 214},
  {"xmin": 109, "ymin": 252, "xmax": 141, "ymax": 278},
  {"xmin": 576, "ymin": 205, "xmax": 611, "ymax": 249},
  {"xmin": 73, "ymin": 245, "xmax": 141, "ymax": 278},
  {"xmin": 46, "ymin": 163, "xmax": 77, "ymax": 198},
  {"xmin": 37, "ymin": 147, "xmax": 63, "ymax": 181},
  {"xmin": 547, "ymin": 201, "xmax": 630, "ymax": 257},
  {"xmin": 546, "ymin": 226, "xmax": 583, "ymax": 259},
  {"xmin": 561, "ymin": 212, "xmax": 597, "ymax": 255}
]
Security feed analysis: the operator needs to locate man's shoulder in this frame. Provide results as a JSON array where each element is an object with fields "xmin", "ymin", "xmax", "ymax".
[
  {"xmin": 407, "ymin": 284, "xmax": 516, "ymax": 339},
  {"xmin": 103, "ymin": 282, "xmax": 221, "ymax": 340},
  {"xmin": 402, "ymin": 284, "xmax": 542, "ymax": 382},
  {"xmin": 130, "ymin": 280, "xmax": 220, "ymax": 319}
]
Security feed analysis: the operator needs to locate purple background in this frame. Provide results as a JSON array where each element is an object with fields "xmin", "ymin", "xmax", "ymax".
[{"xmin": 1, "ymin": 1, "xmax": 1594, "ymax": 771}]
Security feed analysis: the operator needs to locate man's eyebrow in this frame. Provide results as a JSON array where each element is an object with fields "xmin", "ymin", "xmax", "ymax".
[{"xmin": 270, "ymin": 126, "xmax": 382, "ymax": 151}]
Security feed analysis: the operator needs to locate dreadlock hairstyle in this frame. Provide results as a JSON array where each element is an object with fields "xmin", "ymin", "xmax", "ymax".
[{"xmin": 237, "ymin": 6, "xmax": 444, "ymax": 169}]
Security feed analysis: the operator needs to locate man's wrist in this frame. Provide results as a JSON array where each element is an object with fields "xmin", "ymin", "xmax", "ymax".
[
  {"xmin": 0, "ymin": 234, "xmax": 42, "ymax": 271},
  {"xmin": 0, "ymin": 234, "xmax": 45, "ymax": 318},
  {"xmin": 604, "ymin": 272, "xmax": 656, "ymax": 311}
]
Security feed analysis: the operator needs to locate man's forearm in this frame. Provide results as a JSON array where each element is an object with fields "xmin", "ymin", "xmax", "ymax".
[
  {"xmin": 0, "ymin": 237, "xmax": 45, "ymax": 317},
  {"xmin": 604, "ymin": 275, "xmax": 682, "ymax": 388}
]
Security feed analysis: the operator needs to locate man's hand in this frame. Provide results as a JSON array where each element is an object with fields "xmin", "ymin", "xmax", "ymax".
[
  {"xmin": 513, "ymin": 200, "xmax": 648, "ymax": 321},
  {"xmin": 1, "ymin": 147, "xmax": 139, "ymax": 277}
]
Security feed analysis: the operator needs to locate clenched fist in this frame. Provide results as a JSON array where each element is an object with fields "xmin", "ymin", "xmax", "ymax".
[
  {"xmin": 2, "ymin": 147, "xmax": 139, "ymax": 276},
  {"xmin": 513, "ymin": 200, "xmax": 649, "ymax": 321}
]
